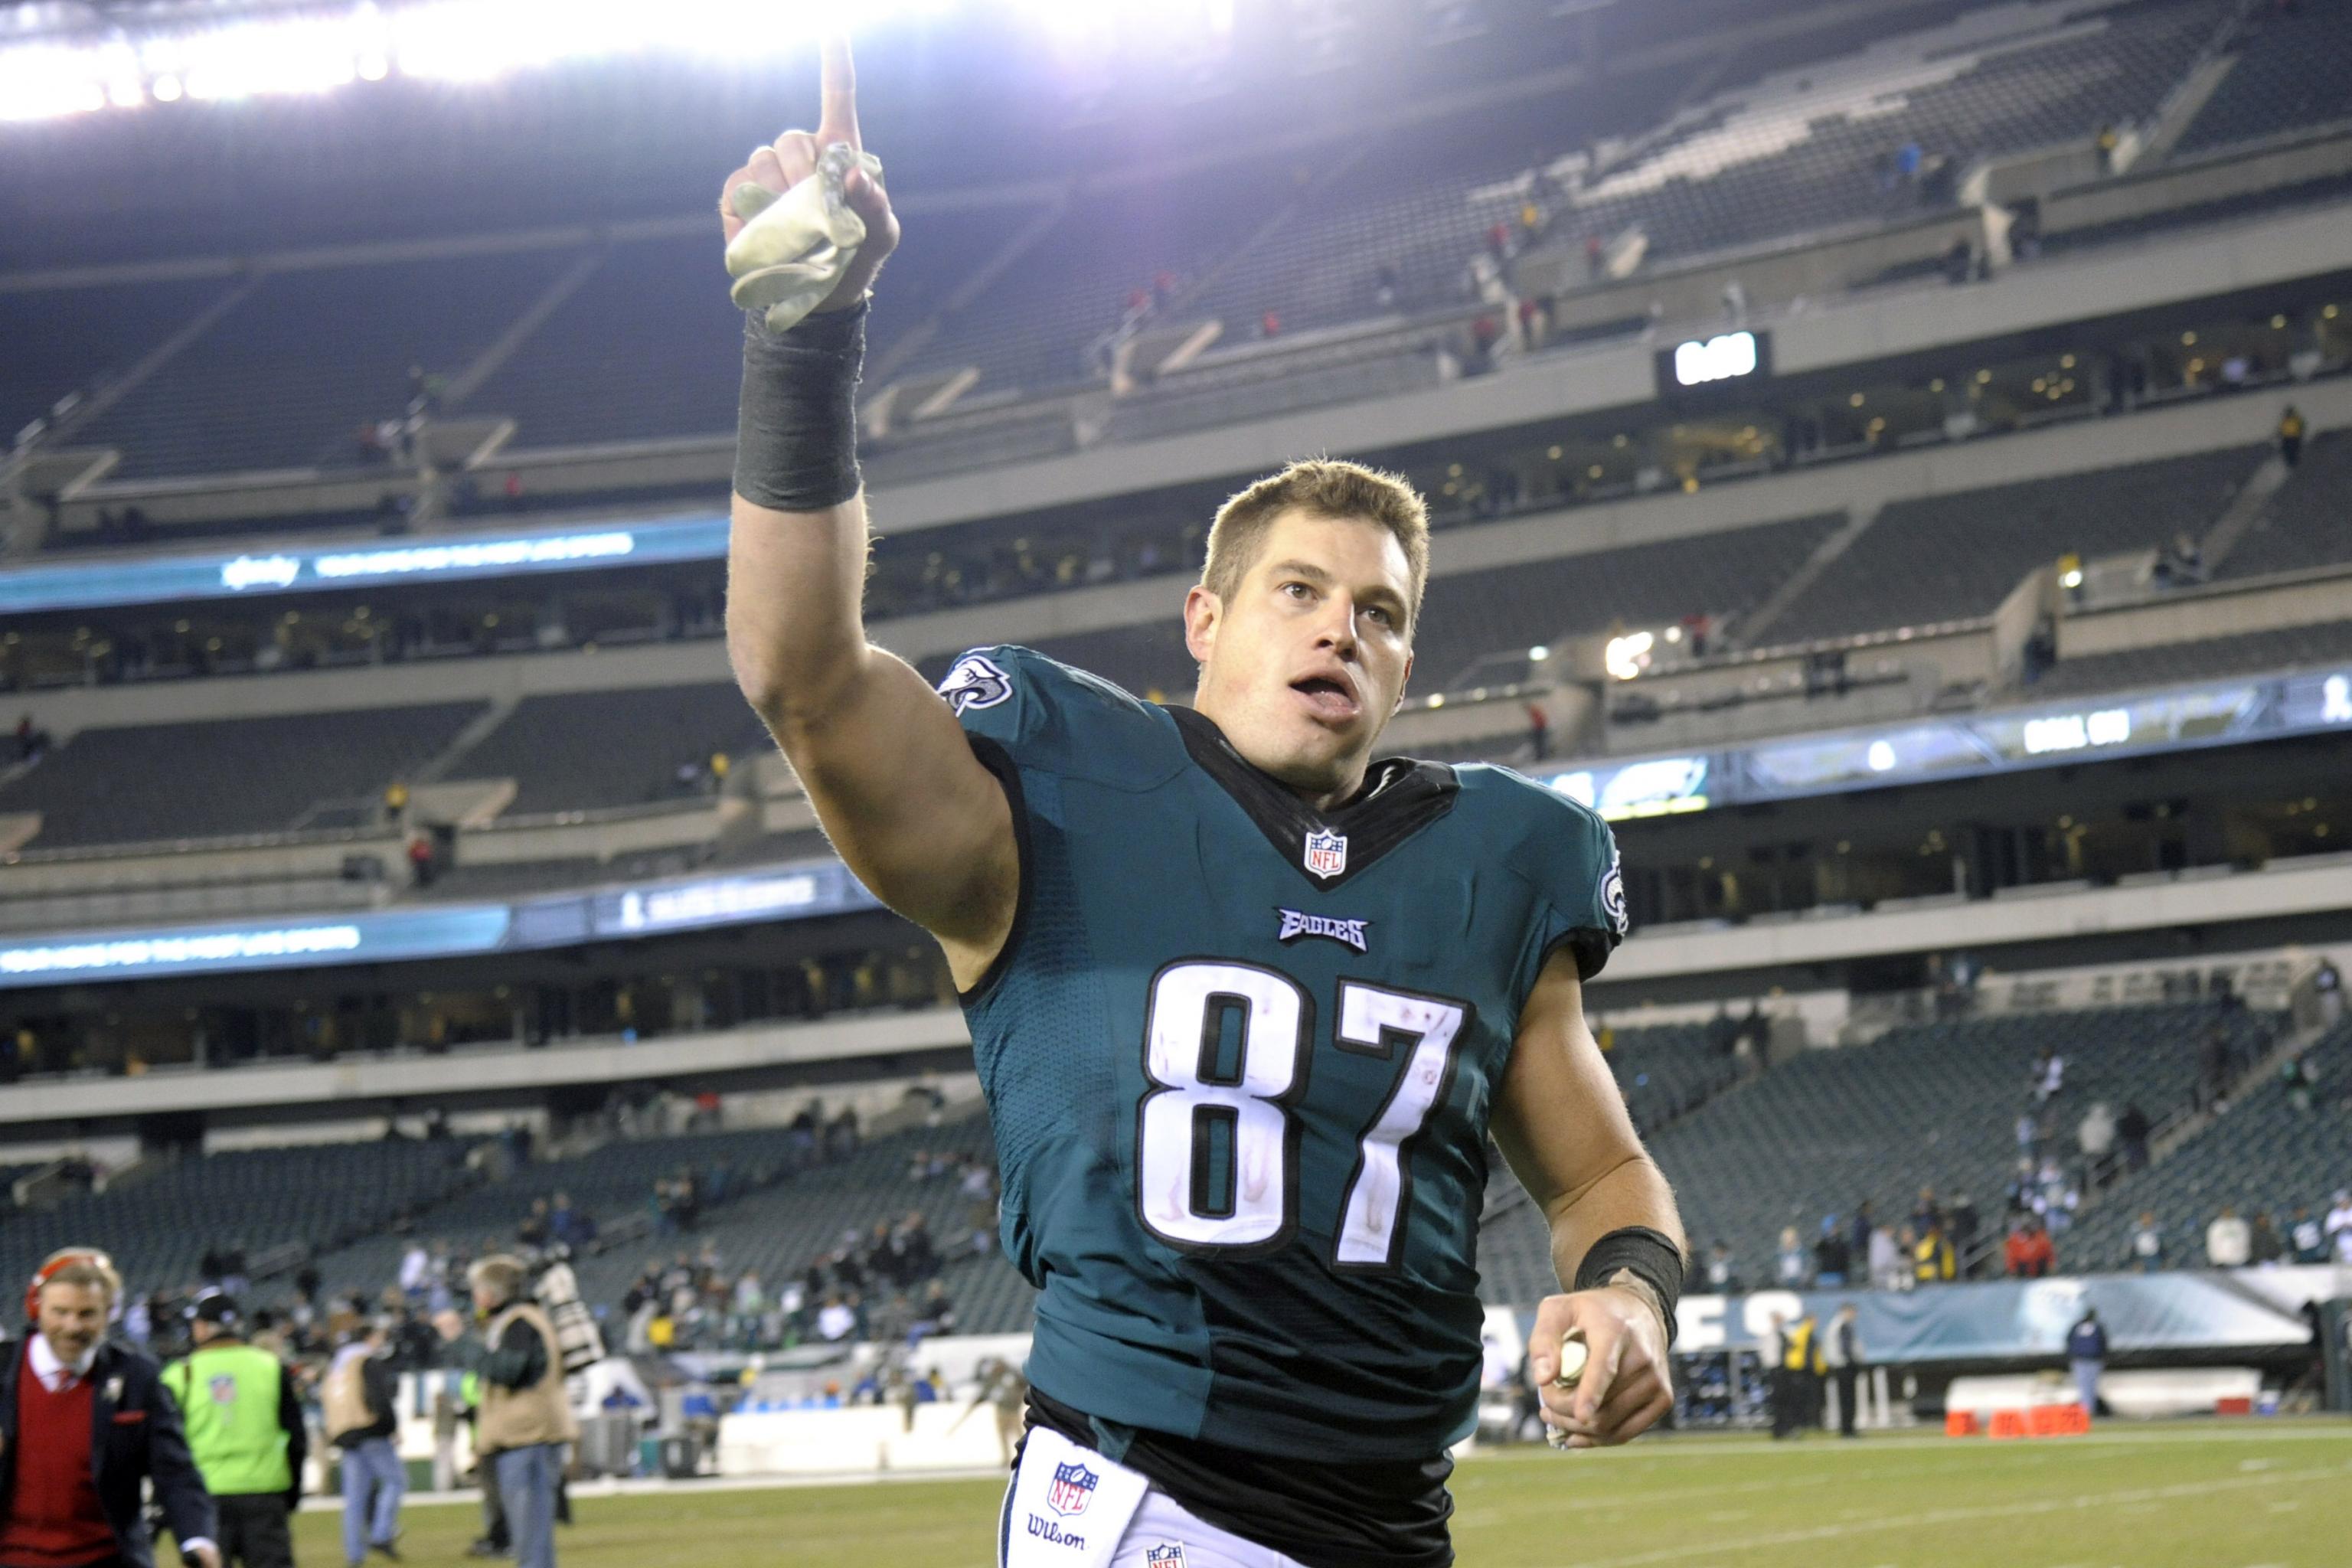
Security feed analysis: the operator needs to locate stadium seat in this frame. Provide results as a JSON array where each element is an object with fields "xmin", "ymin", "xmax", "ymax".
[
  {"xmin": 2215, "ymin": 431, "xmax": 2352, "ymax": 580},
  {"xmin": 446, "ymin": 685, "xmax": 773, "ymax": 816},
  {"xmin": 0, "ymin": 702, "xmax": 484, "ymax": 848},
  {"xmin": 75, "ymin": 250, "xmax": 576, "ymax": 479},
  {"xmin": 2173, "ymin": 2, "xmax": 2352, "ymax": 156},
  {"xmin": 1763, "ymin": 447, "xmax": 2268, "ymax": 645}
]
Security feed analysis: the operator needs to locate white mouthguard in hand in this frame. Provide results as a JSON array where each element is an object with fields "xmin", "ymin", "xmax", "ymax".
[{"xmin": 725, "ymin": 142, "xmax": 886, "ymax": 335}]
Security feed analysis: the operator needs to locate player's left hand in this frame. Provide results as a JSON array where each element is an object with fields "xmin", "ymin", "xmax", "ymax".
[
  {"xmin": 186, "ymin": 1541, "xmax": 222, "ymax": 1568},
  {"xmin": 1528, "ymin": 1284, "xmax": 1673, "ymax": 1450}
]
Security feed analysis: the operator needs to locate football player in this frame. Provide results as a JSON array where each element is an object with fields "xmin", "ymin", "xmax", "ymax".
[{"xmin": 720, "ymin": 38, "xmax": 1685, "ymax": 1568}]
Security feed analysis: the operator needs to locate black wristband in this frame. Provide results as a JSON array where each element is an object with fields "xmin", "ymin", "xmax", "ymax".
[
  {"xmin": 1573, "ymin": 1226, "xmax": 1685, "ymax": 1351},
  {"xmin": 735, "ymin": 299, "xmax": 867, "ymax": 514}
]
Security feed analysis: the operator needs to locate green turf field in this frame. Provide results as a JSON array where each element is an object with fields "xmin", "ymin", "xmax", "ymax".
[{"xmin": 289, "ymin": 1421, "xmax": 2349, "ymax": 1567}]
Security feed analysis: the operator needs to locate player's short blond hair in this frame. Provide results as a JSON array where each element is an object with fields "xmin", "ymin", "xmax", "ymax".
[{"xmin": 1200, "ymin": 458, "xmax": 1431, "ymax": 632}]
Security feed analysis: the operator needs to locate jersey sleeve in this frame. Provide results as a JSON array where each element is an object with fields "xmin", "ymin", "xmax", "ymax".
[
  {"xmin": 1516, "ymin": 785, "xmax": 1628, "ymax": 986},
  {"xmin": 935, "ymin": 644, "xmax": 1181, "ymax": 788}
]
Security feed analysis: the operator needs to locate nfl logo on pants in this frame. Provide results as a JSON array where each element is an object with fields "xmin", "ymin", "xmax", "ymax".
[{"xmin": 1047, "ymin": 1461, "xmax": 1099, "ymax": 1517}]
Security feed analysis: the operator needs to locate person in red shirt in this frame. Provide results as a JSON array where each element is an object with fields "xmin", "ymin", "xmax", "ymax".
[
  {"xmin": 1, "ymin": 1252, "xmax": 217, "ymax": 1568},
  {"xmin": 2004, "ymin": 1219, "xmax": 2056, "ymax": 1278}
]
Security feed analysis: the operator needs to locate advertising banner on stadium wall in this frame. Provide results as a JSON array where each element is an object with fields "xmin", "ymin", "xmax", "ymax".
[
  {"xmin": 0, "ymin": 858, "xmax": 884, "ymax": 988},
  {"xmin": 0, "ymin": 512, "xmax": 731, "ymax": 615},
  {"xmin": 1652, "ymin": 1268, "xmax": 2340, "ymax": 1364},
  {"xmin": 1549, "ymin": 667, "xmax": 2352, "ymax": 820}
]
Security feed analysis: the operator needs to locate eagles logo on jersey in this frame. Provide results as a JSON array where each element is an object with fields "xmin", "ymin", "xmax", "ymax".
[
  {"xmin": 936, "ymin": 652, "xmax": 1014, "ymax": 714},
  {"xmin": 946, "ymin": 644, "xmax": 1624, "ymax": 1464}
]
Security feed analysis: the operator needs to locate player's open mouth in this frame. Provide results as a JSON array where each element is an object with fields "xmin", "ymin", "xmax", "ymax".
[{"xmin": 1290, "ymin": 675, "xmax": 1361, "ymax": 722}]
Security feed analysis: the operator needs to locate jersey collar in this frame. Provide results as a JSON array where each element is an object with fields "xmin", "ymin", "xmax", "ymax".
[{"xmin": 1169, "ymin": 707, "xmax": 1458, "ymax": 891}]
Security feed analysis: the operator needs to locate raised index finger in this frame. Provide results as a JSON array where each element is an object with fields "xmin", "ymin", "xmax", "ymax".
[{"xmin": 818, "ymin": 34, "xmax": 860, "ymax": 149}]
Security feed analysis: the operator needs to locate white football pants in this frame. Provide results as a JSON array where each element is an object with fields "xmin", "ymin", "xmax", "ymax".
[{"xmin": 999, "ymin": 1424, "xmax": 1306, "ymax": 1568}]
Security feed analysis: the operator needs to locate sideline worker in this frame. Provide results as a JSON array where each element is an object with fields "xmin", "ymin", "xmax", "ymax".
[
  {"xmin": 442, "ymin": 1257, "xmax": 573, "ymax": 1568},
  {"xmin": 162, "ymin": 1292, "xmax": 305, "ymax": 1568},
  {"xmin": 1, "ymin": 1250, "xmax": 219, "ymax": 1568},
  {"xmin": 322, "ymin": 1321, "xmax": 403, "ymax": 1567}
]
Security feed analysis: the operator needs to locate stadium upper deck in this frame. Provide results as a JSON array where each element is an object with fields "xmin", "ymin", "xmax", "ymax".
[{"xmin": 7, "ymin": 0, "xmax": 2347, "ymax": 507}]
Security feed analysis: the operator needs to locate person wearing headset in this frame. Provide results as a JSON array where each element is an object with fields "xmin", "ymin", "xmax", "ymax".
[{"xmin": 1, "ymin": 1250, "xmax": 219, "ymax": 1568}]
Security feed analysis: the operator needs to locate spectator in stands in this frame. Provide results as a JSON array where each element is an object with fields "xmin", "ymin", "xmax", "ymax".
[
  {"xmin": 1698, "ymin": 1242, "xmax": 1735, "ymax": 1295},
  {"xmin": 2249, "ymin": 1211, "xmax": 2288, "ymax": 1266},
  {"xmin": 2289, "ymin": 1205, "xmax": 2328, "ymax": 1264},
  {"xmin": 2277, "ymin": 404, "xmax": 2305, "ymax": 467},
  {"xmin": 397, "ymin": 1244, "xmax": 431, "ymax": 1305},
  {"xmin": 2206, "ymin": 1204, "xmax": 2252, "ymax": 1268},
  {"xmin": 1812, "ymin": 1217, "xmax": 1851, "ymax": 1289},
  {"xmin": 815, "ymin": 1295, "xmax": 855, "ymax": 1343},
  {"xmin": 2131, "ymin": 1212, "xmax": 2165, "ymax": 1272},
  {"xmin": 405, "ymin": 835, "xmax": 435, "ymax": 889},
  {"xmin": 2066, "ymin": 1307, "xmax": 2106, "ymax": 1419},
  {"xmin": 2076, "ymin": 1101, "xmax": 2116, "ymax": 1168},
  {"xmin": 2117, "ymin": 1102, "xmax": 2152, "ymax": 1171},
  {"xmin": 1945, "ymin": 1194, "xmax": 1980, "ymax": 1276},
  {"xmin": 322, "ymin": 1321, "xmax": 403, "ymax": 1568},
  {"xmin": 2005, "ymin": 1217, "xmax": 2054, "ymax": 1279},
  {"xmin": 2326, "ymin": 1191, "xmax": 2352, "ymax": 1263},
  {"xmin": 2314, "ymin": 959, "xmax": 2343, "ymax": 1028},
  {"xmin": 1525, "ymin": 702, "xmax": 1550, "ymax": 762},
  {"xmin": 2281, "ymin": 1051, "xmax": 2318, "ymax": 1113},
  {"xmin": 1775, "ymin": 1227, "xmax": 1808, "ymax": 1288},
  {"xmin": 1868, "ymin": 1224, "xmax": 1904, "ymax": 1292},
  {"xmin": 1909, "ymin": 1187, "xmax": 1942, "ymax": 1240},
  {"xmin": 1913, "ymin": 1221, "xmax": 1956, "ymax": 1285}
]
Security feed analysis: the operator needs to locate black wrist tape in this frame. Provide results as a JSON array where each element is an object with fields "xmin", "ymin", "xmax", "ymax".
[
  {"xmin": 1574, "ymin": 1226, "xmax": 1686, "ymax": 1350},
  {"xmin": 735, "ymin": 300, "xmax": 867, "ymax": 513}
]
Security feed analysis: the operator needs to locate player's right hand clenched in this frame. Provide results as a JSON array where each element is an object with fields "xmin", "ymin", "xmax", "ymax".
[{"xmin": 717, "ymin": 34, "xmax": 900, "ymax": 314}]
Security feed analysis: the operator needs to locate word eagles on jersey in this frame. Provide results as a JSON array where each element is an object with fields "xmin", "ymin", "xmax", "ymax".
[{"xmin": 940, "ymin": 645, "xmax": 1626, "ymax": 1459}]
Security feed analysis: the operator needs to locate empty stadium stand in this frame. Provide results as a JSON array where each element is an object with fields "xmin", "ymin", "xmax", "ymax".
[
  {"xmin": 462, "ymin": 202, "xmax": 1045, "ymax": 450},
  {"xmin": 1, "ymin": 275, "xmax": 238, "ymax": 439},
  {"xmin": 2216, "ymin": 430, "xmax": 2352, "ymax": 579},
  {"xmin": 0, "ymin": 701, "xmax": 483, "ymax": 848},
  {"xmin": 1762, "ymin": 446, "xmax": 2268, "ymax": 645},
  {"xmin": 75, "ymin": 250, "xmax": 576, "ymax": 479},
  {"xmin": 0, "ymin": 1137, "xmax": 481, "ymax": 1292},
  {"xmin": 2034, "ymin": 617, "xmax": 2352, "ymax": 698},
  {"xmin": 2173, "ymin": 0, "xmax": 2352, "ymax": 155},
  {"xmin": 447, "ymin": 684, "xmax": 769, "ymax": 816},
  {"xmin": 897, "ymin": 164, "xmax": 1305, "ymax": 397},
  {"xmin": 1548, "ymin": 0, "xmax": 2230, "ymax": 263}
]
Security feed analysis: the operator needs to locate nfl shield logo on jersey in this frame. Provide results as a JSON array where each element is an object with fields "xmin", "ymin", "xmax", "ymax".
[
  {"xmin": 207, "ymin": 1374, "xmax": 238, "ymax": 1406},
  {"xmin": 1145, "ymin": 1548, "xmax": 1187, "ymax": 1568},
  {"xmin": 1046, "ymin": 1461, "xmax": 1099, "ymax": 1517},
  {"xmin": 1303, "ymin": 828, "xmax": 1348, "ymax": 879}
]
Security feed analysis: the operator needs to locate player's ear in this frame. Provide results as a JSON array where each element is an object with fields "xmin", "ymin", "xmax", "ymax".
[
  {"xmin": 1393, "ymin": 649, "xmax": 1413, "ymax": 714},
  {"xmin": 1182, "ymin": 583, "xmax": 1220, "ymax": 665}
]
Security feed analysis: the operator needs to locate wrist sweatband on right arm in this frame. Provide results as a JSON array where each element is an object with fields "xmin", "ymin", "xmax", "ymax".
[
  {"xmin": 734, "ymin": 299, "xmax": 867, "ymax": 514},
  {"xmin": 1574, "ymin": 1225, "xmax": 1686, "ymax": 1350}
]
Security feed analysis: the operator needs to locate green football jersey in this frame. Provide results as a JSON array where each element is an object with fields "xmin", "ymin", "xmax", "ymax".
[{"xmin": 944, "ymin": 645, "xmax": 1625, "ymax": 1462}]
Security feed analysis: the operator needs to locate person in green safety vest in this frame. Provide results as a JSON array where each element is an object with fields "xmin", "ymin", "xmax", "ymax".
[{"xmin": 161, "ymin": 1291, "xmax": 307, "ymax": 1568}]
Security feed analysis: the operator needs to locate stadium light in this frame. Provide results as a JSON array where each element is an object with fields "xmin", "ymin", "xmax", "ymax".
[
  {"xmin": 1604, "ymin": 630, "xmax": 1655, "ymax": 681},
  {"xmin": 0, "ymin": 0, "xmax": 1239, "ymax": 119}
]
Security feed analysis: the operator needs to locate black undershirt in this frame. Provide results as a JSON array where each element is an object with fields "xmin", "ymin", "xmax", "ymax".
[{"xmin": 1025, "ymin": 1388, "xmax": 1455, "ymax": 1567}]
